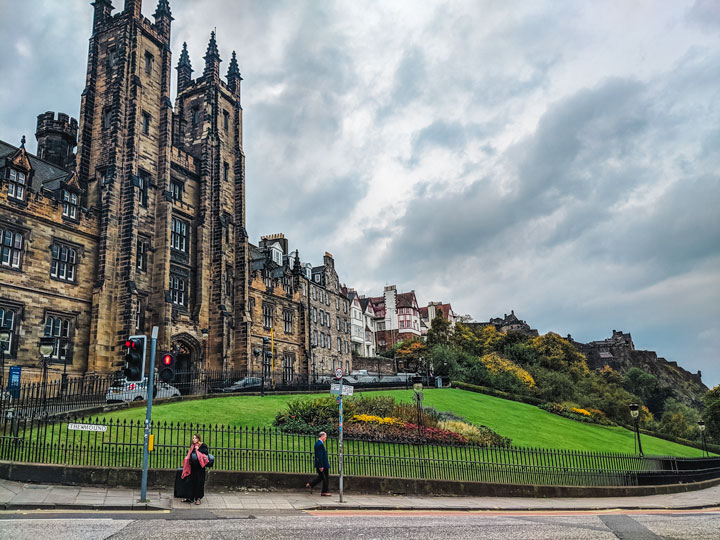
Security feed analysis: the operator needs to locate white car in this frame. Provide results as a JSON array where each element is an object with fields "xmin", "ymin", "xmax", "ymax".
[{"xmin": 105, "ymin": 378, "xmax": 181, "ymax": 403}]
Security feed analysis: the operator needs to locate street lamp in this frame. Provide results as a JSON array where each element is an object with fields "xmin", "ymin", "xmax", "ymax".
[
  {"xmin": 629, "ymin": 403, "xmax": 644, "ymax": 456},
  {"xmin": 698, "ymin": 420, "xmax": 708, "ymax": 458},
  {"xmin": 0, "ymin": 327, "xmax": 10, "ymax": 394},
  {"xmin": 38, "ymin": 336, "xmax": 55, "ymax": 417}
]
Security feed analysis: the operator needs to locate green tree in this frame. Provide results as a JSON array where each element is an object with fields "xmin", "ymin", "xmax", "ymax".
[
  {"xmin": 702, "ymin": 385, "xmax": 720, "ymax": 444},
  {"xmin": 451, "ymin": 322, "xmax": 482, "ymax": 355},
  {"xmin": 428, "ymin": 344, "xmax": 459, "ymax": 378},
  {"xmin": 426, "ymin": 313, "xmax": 452, "ymax": 347},
  {"xmin": 657, "ymin": 398, "xmax": 701, "ymax": 440},
  {"xmin": 529, "ymin": 332, "xmax": 589, "ymax": 382},
  {"xmin": 623, "ymin": 367, "xmax": 658, "ymax": 403}
]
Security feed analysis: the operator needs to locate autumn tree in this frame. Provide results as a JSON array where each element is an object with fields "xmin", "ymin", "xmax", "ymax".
[
  {"xmin": 426, "ymin": 313, "xmax": 452, "ymax": 347},
  {"xmin": 529, "ymin": 332, "xmax": 589, "ymax": 382},
  {"xmin": 395, "ymin": 339, "xmax": 428, "ymax": 373}
]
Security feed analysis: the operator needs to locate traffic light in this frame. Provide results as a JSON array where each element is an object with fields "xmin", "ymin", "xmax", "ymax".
[
  {"xmin": 124, "ymin": 335, "xmax": 146, "ymax": 382},
  {"xmin": 159, "ymin": 351, "xmax": 176, "ymax": 383}
]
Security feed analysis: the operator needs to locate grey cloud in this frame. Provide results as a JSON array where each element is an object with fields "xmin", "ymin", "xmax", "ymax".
[
  {"xmin": 376, "ymin": 46, "xmax": 427, "ymax": 119},
  {"xmin": 685, "ymin": 0, "xmax": 720, "ymax": 33}
]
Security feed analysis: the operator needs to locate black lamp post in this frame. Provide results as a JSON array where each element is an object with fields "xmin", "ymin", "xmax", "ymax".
[
  {"xmin": 261, "ymin": 337, "xmax": 270, "ymax": 397},
  {"xmin": 38, "ymin": 336, "xmax": 55, "ymax": 417},
  {"xmin": 629, "ymin": 403, "xmax": 644, "ymax": 456},
  {"xmin": 0, "ymin": 328, "xmax": 10, "ymax": 394},
  {"xmin": 698, "ymin": 420, "xmax": 708, "ymax": 458}
]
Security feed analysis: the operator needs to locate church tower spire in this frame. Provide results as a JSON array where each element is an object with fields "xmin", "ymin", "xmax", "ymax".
[
  {"xmin": 176, "ymin": 42, "xmax": 193, "ymax": 93},
  {"xmin": 203, "ymin": 31, "xmax": 222, "ymax": 80},
  {"xmin": 226, "ymin": 51, "xmax": 243, "ymax": 98}
]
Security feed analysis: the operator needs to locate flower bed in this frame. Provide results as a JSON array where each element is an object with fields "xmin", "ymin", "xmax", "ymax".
[
  {"xmin": 274, "ymin": 395, "xmax": 510, "ymax": 447},
  {"xmin": 538, "ymin": 402, "xmax": 614, "ymax": 426}
]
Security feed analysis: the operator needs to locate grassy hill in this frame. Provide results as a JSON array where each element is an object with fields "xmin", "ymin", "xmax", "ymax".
[{"xmin": 94, "ymin": 387, "xmax": 708, "ymax": 457}]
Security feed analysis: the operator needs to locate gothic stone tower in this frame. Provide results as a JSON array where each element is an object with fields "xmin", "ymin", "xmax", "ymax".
[
  {"xmin": 170, "ymin": 33, "xmax": 249, "ymax": 372},
  {"xmin": 75, "ymin": 0, "xmax": 248, "ymax": 372}
]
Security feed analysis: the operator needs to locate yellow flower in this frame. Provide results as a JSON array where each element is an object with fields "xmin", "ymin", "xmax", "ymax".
[
  {"xmin": 479, "ymin": 353, "xmax": 535, "ymax": 388},
  {"xmin": 571, "ymin": 407, "xmax": 591, "ymax": 416}
]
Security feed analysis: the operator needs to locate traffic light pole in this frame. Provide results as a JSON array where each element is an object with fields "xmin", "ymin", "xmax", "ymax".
[{"xmin": 140, "ymin": 326, "xmax": 158, "ymax": 503}]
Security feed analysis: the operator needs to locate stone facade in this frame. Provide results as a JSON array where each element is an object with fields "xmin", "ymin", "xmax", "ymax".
[
  {"xmin": 1, "ymin": 140, "xmax": 98, "ymax": 383},
  {"xmin": 0, "ymin": 1, "xmax": 249, "ymax": 380},
  {"xmin": 1, "ymin": 1, "xmax": 352, "ymax": 385}
]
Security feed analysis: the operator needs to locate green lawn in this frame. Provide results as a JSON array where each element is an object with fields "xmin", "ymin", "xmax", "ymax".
[{"xmin": 96, "ymin": 388, "xmax": 708, "ymax": 457}]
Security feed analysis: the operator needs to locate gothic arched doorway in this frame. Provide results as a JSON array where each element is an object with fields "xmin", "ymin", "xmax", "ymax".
[{"xmin": 171, "ymin": 332, "xmax": 203, "ymax": 395}]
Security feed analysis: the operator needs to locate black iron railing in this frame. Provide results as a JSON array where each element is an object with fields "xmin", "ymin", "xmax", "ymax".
[
  {"xmin": 0, "ymin": 369, "xmax": 420, "ymax": 421},
  {"xmin": 2, "ymin": 416, "xmax": 718, "ymax": 487}
]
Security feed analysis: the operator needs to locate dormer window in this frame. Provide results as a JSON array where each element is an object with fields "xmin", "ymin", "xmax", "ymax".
[
  {"xmin": 271, "ymin": 245, "xmax": 282, "ymax": 265},
  {"xmin": 62, "ymin": 190, "xmax": 78, "ymax": 219},
  {"xmin": 8, "ymin": 169, "xmax": 26, "ymax": 201}
]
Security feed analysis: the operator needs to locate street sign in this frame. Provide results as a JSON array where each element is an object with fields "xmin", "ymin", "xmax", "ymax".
[
  {"xmin": 8, "ymin": 366, "xmax": 21, "ymax": 398},
  {"xmin": 413, "ymin": 382, "xmax": 423, "ymax": 392},
  {"xmin": 68, "ymin": 423, "xmax": 108, "ymax": 433},
  {"xmin": 330, "ymin": 383, "xmax": 354, "ymax": 396},
  {"xmin": 334, "ymin": 367, "xmax": 343, "ymax": 379}
]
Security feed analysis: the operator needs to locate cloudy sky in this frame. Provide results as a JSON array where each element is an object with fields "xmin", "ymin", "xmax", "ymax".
[{"xmin": 1, "ymin": 1, "xmax": 718, "ymax": 387}]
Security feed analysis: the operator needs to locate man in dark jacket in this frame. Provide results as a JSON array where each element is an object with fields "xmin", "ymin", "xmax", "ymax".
[{"xmin": 306, "ymin": 431, "xmax": 331, "ymax": 496}]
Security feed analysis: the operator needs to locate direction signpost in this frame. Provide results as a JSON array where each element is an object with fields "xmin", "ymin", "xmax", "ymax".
[{"xmin": 332, "ymin": 367, "xmax": 345, "ymax": 503}]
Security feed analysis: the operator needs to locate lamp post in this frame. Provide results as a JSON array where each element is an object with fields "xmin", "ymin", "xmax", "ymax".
[
  {"xmin": 698, "ymin": 420, "xmax": 708, "ymax": 458},
  {"xmin": 38, "ymin": 336, "xmax": 55, "ymax": 418},
  {"xmin": 0, "ymin": 328, "xmax": 10, "ymax": 394},
  {"xmin": 60, "ymin": 340, "xmax": 69, "ymax": 395},
  {"xmin": 629, "ymin": 403, "xmax": 644, "ymax": 456}
]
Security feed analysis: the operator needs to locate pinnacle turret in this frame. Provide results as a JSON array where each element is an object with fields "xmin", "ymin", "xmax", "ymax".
[
  {"xmin": 154, "ymin": 0, "xmax": 172, "ymax": 18},
  {"xmin": 203, "ymin": 31, "xmax": 222, "ymax": 79},
  {"xmin": 176, "ymin": 42, "xmax": 193, "ymax": 93},
  {"xmin": 226, "ymin": 50, "xmax": 243, "ymax": 96}
]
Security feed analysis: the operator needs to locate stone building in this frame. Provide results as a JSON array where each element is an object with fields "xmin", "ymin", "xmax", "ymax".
[
  {"xmin": 471, "ymin": 310, "xmax": 539, "ymax": 337},
  {"xmin": 370, "ymin": 286, "xmax": 420, "ymax": 352},
  {"xmin": 1, "ymin": 1, "xmax": 250, "ymax": 380},
  {"xmin": 419, "ymin": 301, "xmax": 457, "ymax": 336},
  {"xmin": 246, "ymin": 235, "xmax": 352, "ymax": 382},
  {"xmin": 1, "ymin": 136, "xmax": 98, "ymax": 382},
  {"xmin": 2, "ymin": 0, "xmax": 354, "ymax": 385},
  {"xmin": 308, "ymin": 252, "xmax": 352, "ymax": 379}
]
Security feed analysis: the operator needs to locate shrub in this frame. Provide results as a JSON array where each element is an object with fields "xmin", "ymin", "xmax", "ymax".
[
  {"xmin": 538, "ymin": 402, "xmax": 614, "ymax": 425},
  {"xmin": 438, "ymin": 420, "xmax": 511, "ymax": 447},
  {"xmin": 479, "ymin": 352, "xmax": 535, "ymax": 389}
]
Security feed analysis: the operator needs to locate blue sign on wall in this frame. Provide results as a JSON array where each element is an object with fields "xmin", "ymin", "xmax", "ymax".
[{"xmin": 8, "ymin": 366, "xmax": 21, "ymax": 398}]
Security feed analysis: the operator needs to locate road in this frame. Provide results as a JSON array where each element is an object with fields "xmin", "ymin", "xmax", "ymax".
[{"xmin": 1, "ymin": 508, "xmax": 718, "ymax": 539}]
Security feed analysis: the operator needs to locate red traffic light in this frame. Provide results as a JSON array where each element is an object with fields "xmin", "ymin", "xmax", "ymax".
[
  {"xmin": 162, "ymin": 354, "xmax": 173, "ymax": 365},
  {"xmin": 125, "ymin": 340, "xmax": 134, "ymax": 349}
]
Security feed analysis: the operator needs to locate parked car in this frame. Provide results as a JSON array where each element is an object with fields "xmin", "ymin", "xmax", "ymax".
[
  {"xmin": 105, "ymin": 378, "xmax": 181, "ymax": 403},
  {"xmin": 222, "ymin": 376, "xmax": 263, "ymax": 392}
]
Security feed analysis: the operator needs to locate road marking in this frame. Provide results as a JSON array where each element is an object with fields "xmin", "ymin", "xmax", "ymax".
[
  {"xmin": 0, "ymin": 509, "xmax": 171, "ymax": 515},
  {"xmin": 306, "ymin": 507, "xmax": 720, "ymax": 517}
]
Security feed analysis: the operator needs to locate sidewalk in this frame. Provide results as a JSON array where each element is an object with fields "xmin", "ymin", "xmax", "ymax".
[{"xmin": 1, "ymin": 478, "xmax": 719, "ymax": 512}]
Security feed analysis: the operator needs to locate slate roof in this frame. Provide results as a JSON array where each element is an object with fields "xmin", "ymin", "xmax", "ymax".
[
  {"xmin": 396, "ymin": 291, "xmax": 417, "ymax": 309},
  {"xmin": 0, "ymin": 140, "xmax": 71, "ymax": 192}
]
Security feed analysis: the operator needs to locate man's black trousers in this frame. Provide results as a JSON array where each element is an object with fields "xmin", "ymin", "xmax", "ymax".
[{"xmin": 309, "ymin": 467, "xmax": 329, "ymax": 493}]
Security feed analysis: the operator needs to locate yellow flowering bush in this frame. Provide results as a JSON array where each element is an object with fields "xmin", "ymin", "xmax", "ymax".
[
  {"xmin": 571, "ymin": 407, "xmax": 591, "ymax": 417},
  {"xmin": 438, "ymin": 420, "xmax": 511, "ymax": 447},
  {"xmin": 479, "ymin": 352, "xmax": 535, "ymax": 388},
  {"xmin": 351, "ymin": 414, "xmax": 402, "ymax": 426}
]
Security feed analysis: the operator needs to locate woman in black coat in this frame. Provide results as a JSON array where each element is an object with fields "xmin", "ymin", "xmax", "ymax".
[{"xmin": 181, "ymin": 433, "xmax": 209, "ymax": 504}]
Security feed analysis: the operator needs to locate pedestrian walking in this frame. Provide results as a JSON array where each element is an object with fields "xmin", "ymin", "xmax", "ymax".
[
  {"xmin": 181, "ymin": 433, "xmax": 210, "ymax": 505},
  {"xmin": 305, "ymin": 431, "xmax": 331, "ymax": 496}
]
